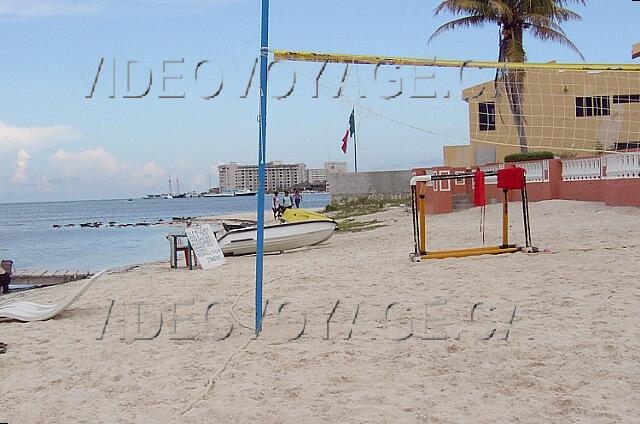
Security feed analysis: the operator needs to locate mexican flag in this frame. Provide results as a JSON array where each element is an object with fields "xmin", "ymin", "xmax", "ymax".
[{"xmin": 341, "ymin": 109, "xmax": 356, "ymax": 154}]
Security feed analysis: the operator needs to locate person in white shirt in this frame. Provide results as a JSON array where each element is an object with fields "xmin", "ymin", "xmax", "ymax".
[
  {"xmin": 272, "ymin": 191, "xmax": 281, "ymax": 219},
  {"xmin": 282, "ymin": 190, "xmax": 293, "ymax": 210}
]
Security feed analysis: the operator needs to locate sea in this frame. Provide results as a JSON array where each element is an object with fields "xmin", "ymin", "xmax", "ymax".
[{"xmin": 0, "ymin": 194, "xmax": 330, "ymax": 273}]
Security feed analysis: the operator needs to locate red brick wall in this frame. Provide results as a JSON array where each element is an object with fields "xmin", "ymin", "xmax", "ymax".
[
  {"xmin": 424, "ymin": 185, "xmax": 453, "ymax": 214},
  {"xmin": 604, "ymin": 179, "xmax": 640, "ymax": 207},
  {"xmin": 413, "ymin": 159, "xmax": 640, "ymax": 213},
  {"xmin": 558, "ymin": 180, "xmax": 604, "ymax": 202}
]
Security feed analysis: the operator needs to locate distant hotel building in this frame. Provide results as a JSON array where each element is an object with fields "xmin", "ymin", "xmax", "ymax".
[
  {"xmin": 219, "ymin": 161, "xmax": 347, "ymax": 192},
  {"xmin": 324, "ymin": 161, "xmax": 348, "ymax": 175},
  {"xmin": 307, "ymin": 168, "xmax": 327, "ymax": 183},
  {"xmin": 219, "ymin": 161, "xmax": 306, "ymax": 192},
  {"xmin": 306, "ymin": 161, "xmax": 348, "ymax": 183}
]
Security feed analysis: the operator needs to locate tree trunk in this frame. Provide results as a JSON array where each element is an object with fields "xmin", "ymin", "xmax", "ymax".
[
  {"xmin": 500, "ymin": 27, "xmax": 528, "ymax": 153},
  {"xmin": 506, "ymin": 73, "xmax": 527, "ymax": 153}
]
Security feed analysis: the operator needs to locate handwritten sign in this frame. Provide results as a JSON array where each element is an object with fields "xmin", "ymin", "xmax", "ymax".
[{"xmin": 185, "ymin": 224, "xmax": 226, "ymax": 270}]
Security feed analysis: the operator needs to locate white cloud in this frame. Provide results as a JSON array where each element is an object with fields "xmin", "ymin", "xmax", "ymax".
[
  {"xmin": 130, "ymin": 161, "xmax": 166, "ymax": 187},
  {"xmin": 0, "ymin": 121, "xmax": 79, "ymax": 153},
  {"xmin": 190, "ymin": 174, "xmax": 207, "ymax": 191},
  {"xmin": 38, "ymin": 176, "xmax": 54, "ymax": 193},
  {"xmin": 50, "ymin": 147, "xmax": 120, "ymax": 176},
  {"xmin": 49, "ymin": 147, "xmax": 167, "ymax": 190},
  {"xmin": 10, "ymin": 149, "xmax": 31, "ymax": 184}
]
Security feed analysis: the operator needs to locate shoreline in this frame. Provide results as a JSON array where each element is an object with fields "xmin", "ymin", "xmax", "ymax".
[
  {"xmin": 0, "ymin": 196, "xmax": 331, "ymax": 274},
  {"xmin": 5, "ymin": 208, "xmax": 327, "ymax": 292},
  {"xmin": 2, "ymin": 200, "xmax": 639, "ymax": 422}
]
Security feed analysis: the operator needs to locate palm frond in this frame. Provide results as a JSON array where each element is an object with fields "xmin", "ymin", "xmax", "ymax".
[
  {"xmin": 430, "ymin": 0, "xmax": 585, "ymax": 58},
  {"xmin": 554, "ymin": 0, "xmax": 587, "ymax": 7},
  {"xmin": 525, "ymin": 13, "xmax": 566, "ymax": 32},
  {"xmin": 429, "ymin": 15, "xmax": 495, "ymax": 44},
  {"xmin": 434, "ymin": 0, "xmax": 489, "ymax": 17},
  {"xmin": 548, "ymin": 6, "xmax": 583, "ymax": 23},
  {"xmin": 528, "ymin": 24, "xmax": 585, "ymax": 60},
  {"xmin": 486, "ymin": 0, "xmax": 514, "ymax": 21}
]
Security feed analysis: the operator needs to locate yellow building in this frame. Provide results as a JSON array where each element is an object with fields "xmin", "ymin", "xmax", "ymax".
[{"xmin": 444, "ymin": 69, "xmax": 640, "ymax": 167}]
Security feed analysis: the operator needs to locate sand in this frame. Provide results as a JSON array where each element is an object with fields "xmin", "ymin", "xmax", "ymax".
[{"xmin": 1, "ymin": 200, "xmax": 639, "ymax": 423}]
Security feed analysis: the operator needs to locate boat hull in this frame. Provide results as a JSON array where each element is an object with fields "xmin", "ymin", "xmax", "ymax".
[
  {"xmin": 217, "ymin": 220, "xmax": 336, "ymax": 256},
  {"xmin": 204, "ymin": 193, "xmax": 234, "ymax": 197},
  {"xmin": 234, "ymin": 190, "xmax": 257, "ymax": 197}
]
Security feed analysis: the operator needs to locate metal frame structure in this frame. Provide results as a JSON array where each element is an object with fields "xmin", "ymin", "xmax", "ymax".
[
  {"xmin": 273, "ymin": 50, "xmax": 640, "ymax": 72},
  {"xmin": 254, "ymin": 39, "xmax": 633, "ymax": 332},
  {"xmin": 409, "ymin": 172, "xmax": 533, "ymax": 262},
  {"xmin": 255, "ymin": 0, "xmax": 270, "ymax": 334}
]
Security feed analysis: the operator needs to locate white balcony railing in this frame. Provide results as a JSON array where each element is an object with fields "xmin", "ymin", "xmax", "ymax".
[
  {"xmin": 561, "ymin": 157, "xmax": 602, "ymax": 181},
  {"xmin": 604, "ymin": 152, "xmax": 640, "ymax": 179},
  {"xmin": 516, "ymin": 160, "xmax": 548, "ymax": 183},
  {"xmin": 479, "ymin": 163, "xmax": 503, "ymax": 184}
]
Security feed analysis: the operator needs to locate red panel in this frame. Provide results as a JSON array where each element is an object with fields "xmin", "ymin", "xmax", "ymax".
[
  {"xmin": 497, "ymin": 168, "xmax": 526, "ymax": 190},
  {"xmin": 473, "ymin": 171, "xmax": 486, "ymax": 206}
]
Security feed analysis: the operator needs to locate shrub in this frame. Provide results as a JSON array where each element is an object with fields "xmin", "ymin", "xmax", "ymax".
[
  {"xmin": 324, "ymin": 195, "xmax": 410, "ymax": 219},
  {"xmin": 504, "ymin": 151, "xmax": 555, "ymax": 163}
]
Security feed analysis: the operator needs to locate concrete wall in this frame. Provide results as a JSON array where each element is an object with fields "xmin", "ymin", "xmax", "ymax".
[
  {"xmin": 443, "ymin": 145, "xmax": 473, "ymax": 168},
  {"xmin": 328, "ymin": 170, "xmax": 412, "ymax": 200}
]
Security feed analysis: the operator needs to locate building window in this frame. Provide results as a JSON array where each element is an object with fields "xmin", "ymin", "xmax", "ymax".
[
  {"xmin": 576, "ymin": 96, "xmax": 610, "ymax": 117},
  {"xmin": 613, "ymin": 94, "xmax": 640, "ymax": 104},
  {"xmin": 478, "ymin": 102, "xmax": 495, "ymax": 131}
]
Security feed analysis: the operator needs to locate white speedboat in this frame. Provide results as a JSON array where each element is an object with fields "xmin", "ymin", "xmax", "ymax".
[
  {"xmin": 234, "ymin": 189, "xmax": 257, "ymax": 197},
  {"xmin": 216, "ymin": 219, "xmax": 337, "ymax": 256},
  {"xmin": 203, "ymin": 192, "xmax": 234, "ymax": 198}
]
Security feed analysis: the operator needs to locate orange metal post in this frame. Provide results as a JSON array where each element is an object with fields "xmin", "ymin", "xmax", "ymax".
[
  {"xmin": 502, "ymin": 189, "xmax": 509, "ymax": 248},
  {"xmin": 418, "ymin": 183, "xmax": 427, "ymax": 255}
]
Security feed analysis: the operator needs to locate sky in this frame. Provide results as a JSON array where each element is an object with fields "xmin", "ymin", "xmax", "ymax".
[{"xmin": 0, "ymin": 0, "xmax": 638, "ymax": 202}]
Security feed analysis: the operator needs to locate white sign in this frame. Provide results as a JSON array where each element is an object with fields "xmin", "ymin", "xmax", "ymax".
[{"xmin": 185, "ymin": 224, "xmax": 226, "ymax": 269}]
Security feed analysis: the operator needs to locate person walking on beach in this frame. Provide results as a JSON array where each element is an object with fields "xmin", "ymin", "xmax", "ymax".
[
  {"xmin": 293, "ymin": 189, "xmax": 302, "ymax": 208},
  {"xmin": 282, "ymin": 190, "xmax": 293, "ymax": 212},
  {"xmin": 0, "ymin": 267, "xmax": 10, "ymax": 294},
  {"xmin": 272, "ymin": 191, "xmax": 281, "ymax": 219},
  {"xmin": 1, "ymin": 260, "xmax": 12, "ymax": 294}
]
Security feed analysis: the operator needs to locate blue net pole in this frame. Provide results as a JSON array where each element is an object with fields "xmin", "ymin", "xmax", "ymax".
[{"xmin": 255, "ymin": 0, "xmax": 269, "ymax": 335}]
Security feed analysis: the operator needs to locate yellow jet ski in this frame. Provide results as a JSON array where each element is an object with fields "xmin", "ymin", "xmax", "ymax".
[{"xmin": 282, "ymin": 208, "xmax": 333, "ymax": 223}]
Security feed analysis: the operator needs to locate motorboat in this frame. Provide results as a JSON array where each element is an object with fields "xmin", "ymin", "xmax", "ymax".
[
  {"xmin": 203, "ymin": 192, "xmax": 234, "ymax": 198},
  {"xmin": 216, "ymin": 217, "xmax": 336, "ymax": 256},
  {"xmin": 234, "ymin": 189, "xmax": 257, "ymax": 197}
]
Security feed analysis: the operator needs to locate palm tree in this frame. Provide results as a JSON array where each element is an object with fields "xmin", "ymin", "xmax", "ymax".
[{"xmin": 429, "ymin": 0, "xmax": 586, "ymax": 152}]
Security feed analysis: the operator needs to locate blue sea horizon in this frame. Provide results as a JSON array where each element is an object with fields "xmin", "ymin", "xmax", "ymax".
[{"xmin": 0, "ymin": 194, "xmax": 330, "ymax": 272}]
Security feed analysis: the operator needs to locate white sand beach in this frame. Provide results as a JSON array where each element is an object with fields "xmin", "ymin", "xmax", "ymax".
[{"xmin": 1, "ymin": 200, "xmax": 639, "ymax": 423}]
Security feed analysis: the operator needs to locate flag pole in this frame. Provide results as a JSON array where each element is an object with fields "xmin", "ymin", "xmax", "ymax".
[
  {"xmin": 351, "ymin": 109, "xmax": 358, "ymax": 173},
  {"xmin": 353, "ymin": 129, "xmax": 358, "ymax": 173},
  {"xmin": 256, "ymin": 0, "xmax": 269, "ymax": 335}
]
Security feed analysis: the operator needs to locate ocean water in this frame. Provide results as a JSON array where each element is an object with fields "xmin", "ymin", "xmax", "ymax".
[{"xmin": 0, "ymin": 194, "xmax": 330, "ymax": 272}]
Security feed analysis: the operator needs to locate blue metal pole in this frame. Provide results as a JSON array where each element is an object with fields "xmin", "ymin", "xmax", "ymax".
[{"xmin": 255, "ymin": 0, "xmax": 269, "ymax": 335}]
